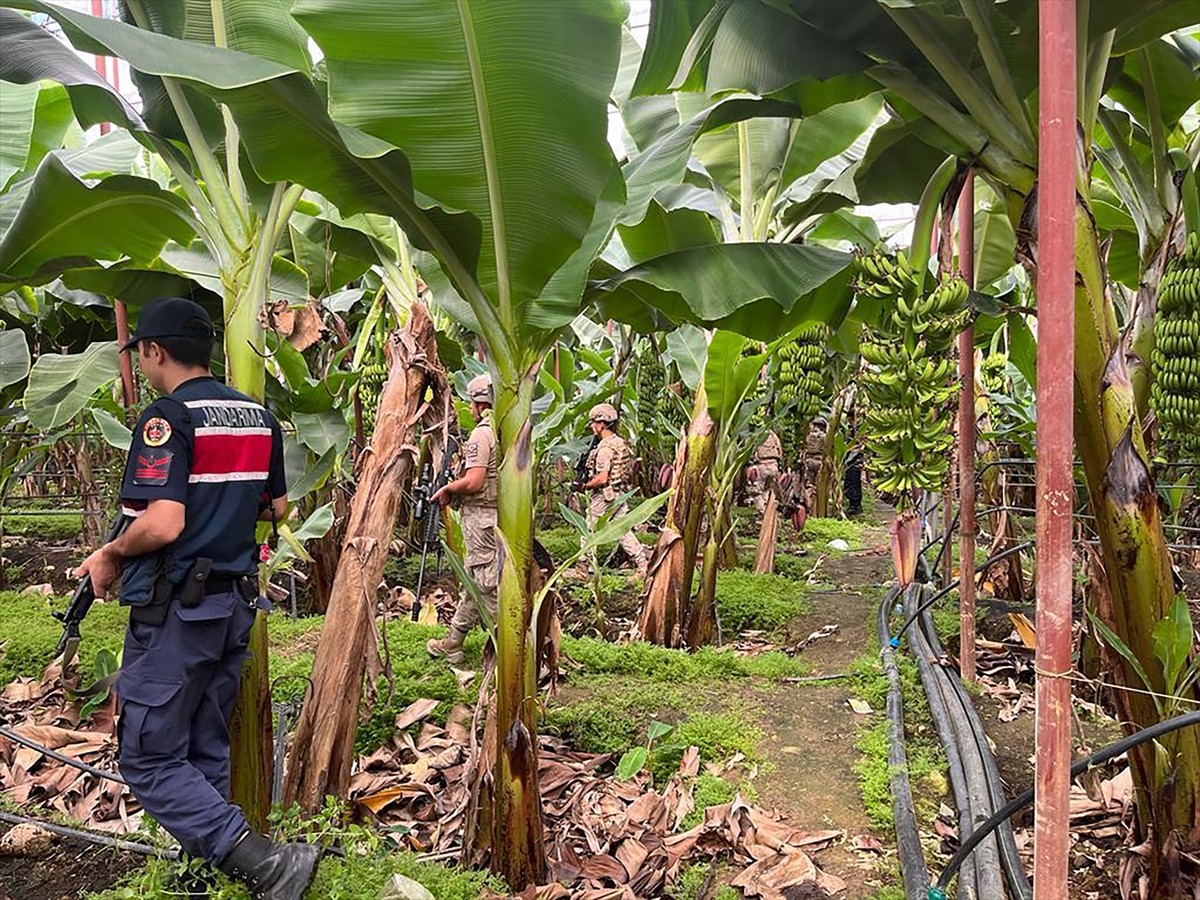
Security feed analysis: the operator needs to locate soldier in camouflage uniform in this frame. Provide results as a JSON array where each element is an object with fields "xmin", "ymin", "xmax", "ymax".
[
  {"xmin": 582, "ymin": 403, "xmax": 648, "ymax": 579},
  {"xmin": 426, "ymin": 374, "xmax": 498, "ymax": 665},
  {"xmin": 746, "ymin": 429, "xmax": 783, "ymax": 513}
]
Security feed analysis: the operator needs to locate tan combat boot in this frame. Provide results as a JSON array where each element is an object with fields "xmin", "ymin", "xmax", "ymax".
[{"xmin": 426, "ymin": 629, "xmax": 467, "ymax": 665}]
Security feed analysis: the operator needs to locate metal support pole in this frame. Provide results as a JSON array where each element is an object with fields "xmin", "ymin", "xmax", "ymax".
[
  {"xmin": 113, "ymin": 297, "xmax": 138, "ymax": 417},
  {"xmin": 1034, "ymin": 2, "xmax": 1076, "ymax": 896},
  {"xmin": 957, "ymin": 174, "xmax": 977, "ymax": 684}
]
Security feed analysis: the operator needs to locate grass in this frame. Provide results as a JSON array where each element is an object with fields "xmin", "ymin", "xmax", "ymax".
[
  {"xmin": 561, "ymin": 634, "xmax": 805, "ymax": 681},
  {"xmin": 536, "ymin": 525, "xmax": 580, "ymax": 564},
  {"xmin": 668, "ymin": 863, "xmax": 738, "ymax": 900},
  {"xmin": 713, "ymin": 570, "xmax": 809, "ymax": 634},
  {"xmin": 267, "ymin": 615, "xmax": 481, "ymax": 754},
  {"xmin": 87, "ymin": 811, "xmax": 503, "ymax": 900},
  {"xmin": 680, "ymin": 772, "xmax": 738, "ymax": 829},
  {"xmin": 846, "ymin": 628, "xmax": 945, "ymax": 832},
  {"xmin": 0, "ymin": 590, "xmax": 128, "ymax": 685},
  {"xmin": 652, "ymin": 712, "xmax": 762, "ymax": 783},
  {"xmin": 1, "ymin": 504, "xmax": 84, "ymax": 542},
  {"xmin": 796, "ymin": 516, "xmax": 867, "ymax": 549}
]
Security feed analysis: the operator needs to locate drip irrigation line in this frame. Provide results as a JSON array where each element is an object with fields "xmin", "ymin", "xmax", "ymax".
[
  {"xmin": 0, "ymin": 810, "xmax": 180, "ymax": 859},
  {"xmin": 892, "ymin": 541, "xmax": 1034, "ymax": 648},
  {"xmin": 931, "ymin": 710, "xmax": 1200, "ymax": 898},
  {"xmin": 0, "ymin": 724, "xmax": 126, "ymax": 785},
  {"xmin": 915, "ymin": 592, "xmax": 1031, "ymax": 900},
  {"xmin": 899, "ymin": 586, "xmax": 980, "ymax": 899},
  {"xmin": 876, "ymin": 588, "xmax": 930, "ymax": 898}
]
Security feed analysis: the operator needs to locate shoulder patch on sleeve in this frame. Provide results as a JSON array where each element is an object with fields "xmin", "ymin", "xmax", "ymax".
[
  {"xmin": 142, "ymin": 416, "xmax": 172, "ymax": 447},
  {"xmin": 134, "ymin": 448, "xmax": 174, "ymax": 485}
]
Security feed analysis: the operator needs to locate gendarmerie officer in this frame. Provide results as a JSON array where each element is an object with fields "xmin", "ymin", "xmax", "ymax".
[{"xmin": 76, "ymin": 297, "xmax": 318, "ymax": 899}]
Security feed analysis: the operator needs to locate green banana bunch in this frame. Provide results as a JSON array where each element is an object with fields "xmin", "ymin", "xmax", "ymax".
[
  {"xmin": 637, "ymin": 344, "xmax": 666, "ymax": 433},
  {"xmin": 1150, "ymin": 230, "xmax": 1200, "ymax": 453},
  {"xmin": 774, "ymin": 324, "xmax": 830, "ymax": 421},
  {"xmin": 857, "ymin": 265, "xmax": 974, "ymax": 507},
  {"xmin": 358, "ymin": 359, "xmax": 388, "ymax": 432},
  {"xmin": 980, "ymin": 352, "xmax": 1008, "ymax": 395}
]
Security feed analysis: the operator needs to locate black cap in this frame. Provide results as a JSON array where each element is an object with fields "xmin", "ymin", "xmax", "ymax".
[{"xmin": 121, "ymin": 297, "xmax": 215, "ymax": 351}]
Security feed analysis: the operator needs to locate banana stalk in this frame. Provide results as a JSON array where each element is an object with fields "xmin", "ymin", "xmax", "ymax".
[
  {"xmin": 639, "ymin": 388, "xmax": 716, "ymax": 646},
  {"xmin": 491, "ymin": 370, "xmax": 547, "ymax": 886},
  {"xmin": 1068, "ymin": 203, "xmax": 1200, "ymax": 875}
]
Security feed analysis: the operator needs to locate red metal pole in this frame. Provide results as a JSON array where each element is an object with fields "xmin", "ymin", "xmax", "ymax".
[
  {"xmin": 957, "ymin": 174, "xmax": 977, "ymax": 685},
  {"xmin": 114, "ymin": 300, "xmax": 139, "ymax": 417},
  {"xmin": 90, "ymin": 0, "xmax": 110, "ymax": 136},
  {"xmin": 1034, "ymin": 1, "xmax": 1076, "ymax": 896}
]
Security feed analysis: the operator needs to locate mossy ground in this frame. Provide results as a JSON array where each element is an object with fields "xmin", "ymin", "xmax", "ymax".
[
  {"xmin": 0, "ymin": 591, "xmax": 128, "ymax": 685},
  {"xmin": 1, "ymin": 505, "xmax": 85, "ymax": 542}
]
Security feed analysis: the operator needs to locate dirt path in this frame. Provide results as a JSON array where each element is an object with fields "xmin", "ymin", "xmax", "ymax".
[{"xmin": 750, "ymin": 530, "xmax": 898, "ymax": 899}]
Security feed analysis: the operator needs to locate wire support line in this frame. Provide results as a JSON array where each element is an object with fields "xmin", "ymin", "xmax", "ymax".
[
  {"xmin": 0, "ymin": 810, "xmax": 180, "ymax": 859},
  {"xmin": 0, "ymin": 724, "xmax": 127, "ymax": 785}
]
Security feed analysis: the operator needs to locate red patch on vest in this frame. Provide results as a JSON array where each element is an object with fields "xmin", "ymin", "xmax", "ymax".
[{"xmin": 134, "ymin": 448, "xmax": 173, "ymax": 486}]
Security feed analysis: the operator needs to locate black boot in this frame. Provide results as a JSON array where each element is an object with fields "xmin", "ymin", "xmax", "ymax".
[{"xmin": 218, "ymin": 830, "xmax": 320, "ymax": 900}]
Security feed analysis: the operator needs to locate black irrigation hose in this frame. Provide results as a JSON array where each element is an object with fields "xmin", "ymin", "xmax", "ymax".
[
  {"xmin": 916, "ymin": 593, "xmax": 1032, "ymax": 900},
  {"xmin": 902, "ymin": 585, "xmax": 1003, "ymax": 900},
  {"xmin": 0, "ymin": 724, "xmax": 126, "ymax": 785},
  {"xmin": 877, "ymin": 587, "xmax": 930, "ymax": 898},
  {"xmin": 931, "ymin": 710, "xmax": 1200, "ymax": 898},
  {"xmin": 899, "ymin": 587, "xmax": 978, "ymax": 899},
  {"xmin": 0, "ymin": 810, "xmax": 179, "ymax": 859},
  {"xmin": 908, "ymin": 533, "xmax": 1032, "ymax": 897},
  {"xmin": 893, "ymin": 541, "xmax": 1035, "ymax": 648}
]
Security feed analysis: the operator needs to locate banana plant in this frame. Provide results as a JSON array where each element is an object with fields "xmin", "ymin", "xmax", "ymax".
[
  {"xmin": 670, "ymin": 0, "xmax": 1199, "ymax": 881},
  {"xmin": 0, "ymin": 0, "xmax": 329, "ymax": 827},
  {"xmin": 1, "ymin": 1, "xmax": 858, "ymax": 883}
]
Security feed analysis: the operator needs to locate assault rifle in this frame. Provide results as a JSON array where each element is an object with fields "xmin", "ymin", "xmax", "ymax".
[
  {"xmin": 411, "ymin": 434, "xmax": 460, "ymax": 621},
  {"xmin": 573, "ymin": 434, "xmax": 600, "ymax": 490},
  {"xmin": 54, "ymin": 513, "xmax": 131, "ymax": 668}
]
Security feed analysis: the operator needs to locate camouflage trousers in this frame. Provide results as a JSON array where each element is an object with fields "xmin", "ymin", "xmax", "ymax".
[
  {"xmin": 449, "ymin": 505, "xmax": 499, "ymax": 636},
  {"xmin": 747, "ymin": 459, "xmax": 781, "ymax": 513},
  {"xmin": 586, "ymin": 492, "xmax": 648, "ymax": 575}
]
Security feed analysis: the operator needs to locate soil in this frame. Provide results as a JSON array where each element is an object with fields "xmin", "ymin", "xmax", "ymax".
[
  {"xmin": 750, "ymin": 531, "xmax": 899, "ymax": 899},
  {"xmin": 0, "ymin": 841, "xmax": 145, "ymax": 900}
]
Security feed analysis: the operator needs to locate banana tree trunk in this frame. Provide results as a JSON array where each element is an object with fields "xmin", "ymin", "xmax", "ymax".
[
  {"xmin": 491, "ymin": 370, "xmax": 548, "ymax": 887},
  {"xmin": 639, "ymin": 389, "xmax": 716, "ymax": 646},
  {"xmin": 1054, "ymin": 203, "xmax": 1199, "ymax": 875},
  {"xmin": 224, "ymin": 282, "xmax": 273, "ymax": 831},
  {"xmin": 715, "ymin": 503, "xmax": 737, "ymax": 569},
  {"xmin": 815, "ymin": 396, "xmax": 844, "ymax": 518},
  {"xmin": 283, "ymin": 305, "xmax": 446, "ymax": 811},
  {"xmin": 754, "ymin": 491, "xmax": 779, "ymax": 575},
  {"xmin": 687, "ymin": 537, "xmax": 720, "ymax": 649}
]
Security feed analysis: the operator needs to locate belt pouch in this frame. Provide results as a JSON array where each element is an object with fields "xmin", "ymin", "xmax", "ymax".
[{"xmin": 180, "ymin": 558, "xmax": 213, "ymax": 608}]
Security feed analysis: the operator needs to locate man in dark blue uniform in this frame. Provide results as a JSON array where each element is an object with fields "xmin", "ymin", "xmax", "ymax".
[{"xmin": 76, "ymin": 297, "xmax": 319, "ymax": 899}]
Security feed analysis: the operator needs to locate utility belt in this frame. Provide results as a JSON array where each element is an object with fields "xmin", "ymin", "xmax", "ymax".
[{"xmin": 128, "ymin": 556, "xmax": 258, "ymax": 625}]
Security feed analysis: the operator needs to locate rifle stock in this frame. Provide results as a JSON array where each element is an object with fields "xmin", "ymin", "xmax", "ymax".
[
  {"xmin": 54, "ymin": 513, "xmax": 130, "ymax": 666},
  {"xmin": 412, "ymin": 434, "xmax": 459, "ymax": 621}
]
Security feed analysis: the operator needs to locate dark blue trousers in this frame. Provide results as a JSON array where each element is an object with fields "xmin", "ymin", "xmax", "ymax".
[{"xmin": 117, "ymin": 589, "xmax": 256, "ymax": 863}]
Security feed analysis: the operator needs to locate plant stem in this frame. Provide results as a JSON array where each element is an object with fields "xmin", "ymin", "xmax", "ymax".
[
  {"xmin": 957, "ymin": 0, "xmax": 1035, "ymax": 143},
  {"xmin": 883, "ymin": 4, "xmax": 1035, "ymax": 165},
  {"xmin": 738, "ymin": 121, "xmax": 754, "ymax": 242},
  {"xmin": 909, "ymin": 155, "xmax": 958, "ymax": 291},
  {"xmin": 1139, "ymin": 46, "xmax": 1175, "ymax": 214},
  {"xmin": 125, "ymin": 0, "xmax": 247, "ymax": 248},
  {"xmin": 867, "ymin": 65, "xmax": 1035, "ymax": 194},
  {"xmin": 492, "ymin": 369, "xmax": 547, "ymax": 886},
  {"xmin": 209, "ymin": 0, "xmax": 248, "ymax": 217},
  {"xmin": 1080, "ymin": 30, "xmax": 1114, "ymax": 155}
]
